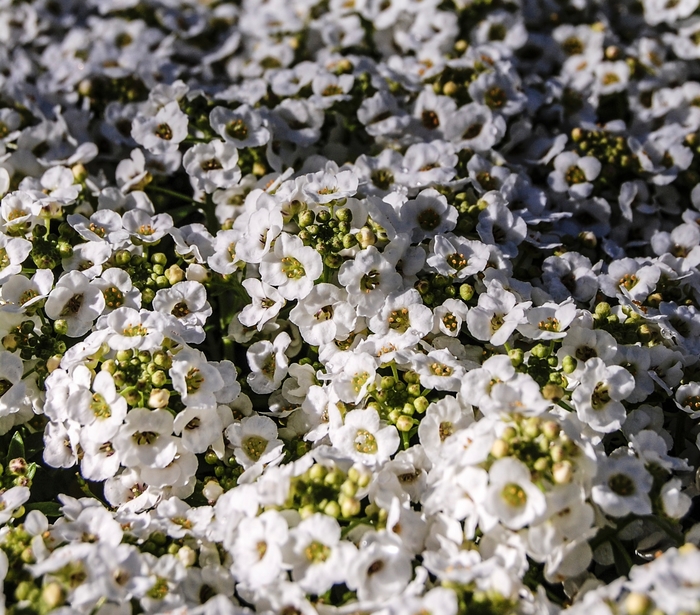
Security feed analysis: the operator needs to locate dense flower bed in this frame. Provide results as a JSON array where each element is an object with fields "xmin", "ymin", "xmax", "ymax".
[{"xmin": 0, "ymin": 0, "xmax": 699, "ymax": 613}]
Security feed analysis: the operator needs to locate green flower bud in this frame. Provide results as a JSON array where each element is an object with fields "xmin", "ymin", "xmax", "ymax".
[
  {"xmin": 53, "ymin": 319, "xmax": 68, "ymax": 336},
  {"xmin": 414, "ymin": 396, "xmax": 429, "ymax": 413},
  {"xmin": 356, "ymin": 227, "xmax": 376, "ymax": 248},
  {"xmin": 380, "ymin": 376, "xmax": 395, "ymax": 390},
  {"xmin": 402, "ymin": 403, "xmax": 415, "ymax": 416},
  {"xmin": 396, "ymin": 415, "xmax": 413, "ymax": 432},
  {"xmin": 341, "ymin": 480, "xmax": 358, "ymax": 497},
  {"xmin": 562, "ymin": 355, "xmax": 577, "ymax": 373},
  {"xmin": 542, "ymin": 383, "xmax": 564, "ymax": 401},
  {"xmin": 533, "ymin": 457, "xmax": 549, "ymax": 472},
  {"xmin": 508, "ymin": 348, "xmax": 524, "ymax": 367},
  {"xmin": 407, "ymin": 383, "xmax": 421, "ymax": 397},
  {"xmin": 324, "ymin": 253, "xmax": 343, "ymax": 269},
  {"xmin": 151, "ymin": 370, "xmax": 167, "ymax": 387},
  {"xmin": 388, "ymin": 409, "xmax": 401, "ymax": 423},
  {"xmin": 542, "ymin": 421, "xmax": 560, "ymax": 439},
  {"xmin": 531, "ymin": 344, "xmax": 550, "ymax": 359},
  {"xmin": 151, "ymin": 252, "xmax": 167, "ymax": 266},
  {"xmin": 342, "ymin": 233, "xmax": 357, "ymax": 249},
  {"xmin": 459, "ymin": 284, "xmax": 474, "ymax": 301},
  {"xmin": 142, "ymin": 288, "xmax": 155, "ymax": 303},
  {"xmin": 324, "ymin": 500, "xmax": 341, "ymax": 518},
  {"xmin": 336, "ymin": 207, "xmax": 352, "ymax": 222}
]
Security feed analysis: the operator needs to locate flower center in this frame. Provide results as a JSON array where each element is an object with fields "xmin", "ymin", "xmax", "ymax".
[
  {"xmin": 132, "ymin": 431, "xmax": 158, "ymax": 446},
  {"xmin": 417, "ymin": 207, "xmax": 440, "ymax": 231},
  {"xmin": 501, "ymin": 483, "xmax": 527, "ymax": 507},
  {"xmin": 104, "ymin": 286, "xmax": 125, "ymax": 309},
  {"xmin": 281, "ymin": 256, "xmax": 306, "ymax": 279},
  {"xmin": 446, "ymin": 252, "xmax": 467, "ymax": 270},
  {"xmin": 305, "ymin": 540, "xmax": 331, "ymax": 563},
  {"xmin": 430, "ymin": 362, "xmax": 453, "ymax": 377},
  {"xmin": 538, "ymin": 317, "xmax": 560, "ymax": 332},
  {"xmin": 388, "ymin": 308, "xmax": 410, "ymax": 333},
  {"xmin": 442, "ymin": 313, "xmax": 458, "ymax": 332},
  {"xmin": 421, "ymin": 110, "xmax": 439, "ymax": 129},
  {"xmin": 485, "ymin": 86, "xmax": 507, "ymax": 109},
  {"xmin": 354, "ymin": 429, "xmax": 378, "ymax": 454},
  {"xmin": 60, "ymin": 294, "xmax": 84, "ymax": 316},
  {"xmin": 226, "ymin": 119, "xmax": 249, "ymax": 140},
  {"xmin": 171, "ymin": 301, "xmax": 190, "ymax": 318},
  {"xmin": 90, "ymin": 393, "xmax": 112, "ymax": 419},
  {"xmin": 0, "ymin": 378, "xmax": 13, "ymax": 396},
  {"xmin": 360, "ymin": 270, "xmax": 380, "ymax": 292},
  {"xmin": 185, "ymin": 367, "xmax": 204, "ymax": 394},
  {"xmin": 155, "ymin": 124, "xmax": 173, "ymax": 140},
  {"xmin": 618, "ymin": 273, "xmax": 638, "ymax": 290},
  {"xmin": 201, "ymin": 158, "xmax": 223, "ymax": 171},
  {"xmin": 19, "ymin": 289, "xmax": 39, "ymax": 305},
  {"xmin": 438, "ymin": 421, "xmax": 454, "ymax": 441},
  {"xmin": 608, "ymin": 473, "xmax": 636, "ymax": 496},
  {"xmin": 591, "ymin": 382, "xmax": 611, "ymax": 410},
  {"xmin": 242, "ymin": 435, "xmax": 268, "ymax": 461},
  {"xmin": 565, "ymin": 165, "xmax": 586, "ymax": 185}
]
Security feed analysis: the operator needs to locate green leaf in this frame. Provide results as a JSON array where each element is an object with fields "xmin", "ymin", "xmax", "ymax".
[
  {"xmin": 7, "ymin": 431, "xmax": 25, "ymax": 462},
  {"xmin": 25, "ymin": 502, "xmax": 62, "ymax": 517}
]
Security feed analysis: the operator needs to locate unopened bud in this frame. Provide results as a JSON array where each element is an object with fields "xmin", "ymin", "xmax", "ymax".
[
  {"xmin": 553, "ymin": 461, "xmax": 573, "ymax": 484},
  {"xmin": 148, "ymin": 389, "xmax": 170, "ymax": 408},
  {"xmin": 491, "ymin": 439, "xmax": 509, "ymax": 458}
]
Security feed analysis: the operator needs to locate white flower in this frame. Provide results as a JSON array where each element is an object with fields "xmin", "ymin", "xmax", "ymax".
[
  {"xmin": 411, "ymin": 349, "xmax": 467, "ymax": 392},
  {"xmin": 226, "ymin": 415, "xmax": 284, "ymax": 470},
  {"xmin": 517, "ymin": 299, "xmax": 577, "ymax": 341},
  {"xmin": 289, "ymin": 283, "xmax": 356, "ymax": 347},
  {"xmin": 287, "ymin": 513, "xmax": 356, "ymax": 594},
  {"xmin": 113, "ymin": 407, "xmax": 178, "ymax": 469},
  {"xmin": 548, "ymin": 151, "xmax": 601, "ymax": 199},
  {"xmin": 183, "ymin": 140, "xmax": 241, "ymax": 193},
  {"xmin": 368, "ymin": 289, "xmax": 433, "ymax": 344},
  {"xmin": 209, "ymin": 104, "xmax": 270, "ymax": 148},
  {"xmin": 260, "ymin": 232, "xmax": 323, "ymax": 301},
  {"xmin": 572, "ymin": 358, "xmax": 635, "ymax": 433},
  {"xmin": 303, "ymin": 169, "xmax": 359, "ymax": 204},
  {"xmin": 230, "ymin": 510, "xmax": 288, "ymax": 588},
  {"xmin": 122, "ymin": 209, "xmax": 173, "ymax": 243},
  {"xmin": 0, "ymin": 350, "xmax": 27, "ymax": 419},
  {"xmin": 103, "ymin": 307, "xmax": 165, "ymax": 351},
  {"xmin": 466, "ymin": 284, "xmax": 530, "ymax": 347},
  {"xmin": 153, "ymin": 280, "xmax": 212, "ymax": 344},
  {"xmin": 330, "ymin": 351, "xmax": 378, "ymax": 404},
  {"xmin": 131, "ymin": 101, "xmax": 188, "ymax": 154},
  {"xmin": 170, "ymin": 347, "xmax": 226, "ymax": 408},
  {"xmin": 246, "ymin": 332, "xmax": 291, "ymax": 394},
  {"xmin": 399, "ymin": 188, "xmax": 458, "ymax": 243},
  {"xmin": 331, "ymin": 408, "xmax": 399, "ymax": 467},
  {"xmin": 338, "ymin": 245, "xmax": 404, "ymax": 318},
  {"xmin": 484, "ymin": 457, "xmax": 547, "ymax": 530},
  {"xmin": 591, "ymin": 455, "xmax": 653, "ymax": 517},
  {"xmin": 0, "ymin": 486, "xmax": 30, "ymax": 524},
  {"xmin": 0, "ymin": 234, "xmax": 32, "ymax": 285},
  {"xmin": 67, "ymin": 370, "xmax": 127, "ymax": 443},
  {"xmin": 45, "ymin": 270, "xmax": 106, "ymax": 337},
  {"xmin": 238, "ymin": 278, "xmax": 286, "ymax": 331},
  {"xmin": 427, "ymin": 234, "xmax": 490, "ymax": 279},
  {"xmin": 1, "ymin": 269, "xmax": 54, "ymax": 310}
]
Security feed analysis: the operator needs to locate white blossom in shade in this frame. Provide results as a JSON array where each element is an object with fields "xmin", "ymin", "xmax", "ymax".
[
  {"xmin": 67, "ymin": 371, "xmax": 127, "ymax": 443},
  {"xmin": 433, "ymin": 298, "xmax": 469, "ymax": 337},
  {"xmin": 0, "ymin": 235, "xmax": 32, "ymax": 285},
  {"xmin": 675, "ymin": 382, "xmax": 700, "ymax": 419},
  {"xmin": 289, "ymin": 283, "xmax": 356, "ymax": 347},
  {"xmin": 170, "ymin": 347, "xmax": 225, "ymax": 408},
  {"xmin": 45, "ymin": 270, "xmax": 106, "ymax": 337},
  {"xmin": 209, "ymin": 104, "xmax": 270, "ymax": 148},
  {"xmin": 399, "ymin": 188, "xmax": 457, "ymax": 243},
  {"xmin": 572, "ymin": 358, "xmax": 635, "ymax": 433},
  {"xmin": 153, "ymin": 280, "xmax": 212, "ymax": 343},
  {"xmin": 411, "ymin": 349, "xmax": 467, "ymax": 392},
  {"xmin": 479, "ymin": 373, "xmax": 550, "ymax": 418},
  {"xmin": 427, "ymin": 234, "xmax": 490, "ymax": 279},
  {"xmin": 0, "ymin": 486, "xmax": 30, "ymax": 524},
  {"xmin": 329, "ymin": 351, "xmax": 378, "ymax": 404},
  {"xmin": 0, "ymin": 350, "xmax": 26, "ymax": 419},
  {"xmin": 122, "ymin": 209, "xmax": 173, "ymax": 243},
  {"xmin": 389, "ymin": 586, "xmax": 458, "ymax": 615},
  {"xmin": 286, "ymin": 513, "xmax": 357, "ymax": 595},
  {"xmin": 246, "ymin": 332, "xmax": 291, "ymax": 394},
  {"xmin": 348, "ymin": 531, "xmax": 412, "ymax": 602},
  {"xmin": 173, "ymin": 405, "xmax": 223, "ymax": 454},
  {"xmin": 131, "ymin": 101, "xmax": 188, "ymax": 154},
  {"xmin": 238, "ymin": 278, "xmax": 286, "ymax": 331},
  {"xmin": 1, "ymin": 269, "xmax": 54, "ymax": 311},
  {"xmin": 660, "ymin": 478, "xmax": 692, "ymax": 519},
  {"xmin": 231, "ymin": 510, "xmax": 288, "ymax": 588},
  {"xmin": 330, "ymin": 408, "xmax": 399, "ymax": 468},
  {"xmin": 466, "ymin": 284, "xmax": 530, "ymax": 347},
  {"xmin": 475, "ymin": 192, "xmax": 528, "ymax": 258},
  {"xmin": 303, "ymin": 169, "xmax": 358, "ymax": 204},
  {"xmin": 517, "ymin": 299, "xmax": 577, "ymax": 341},
  {"xmin": 556, "ymin": 324, "xmax": 618, "ymax": 378},
  {"xmin": 113, "ymin": 407, "xmax": 177, "ymax": 469},
  {"xmin": 548, "ymin": 151, "xmax": 601, "ymax": 199},
  {"xmin": 591, "ymin": 454, "xmax": 653, "ymax": 517},
  {"xmin": 484, "ymin": 457, "xmax": 547, "ymax": 530},
  {"xmin": 260, "ymin": 232, "xmax": 323, "ymax": 301},
  {"xmin": 541, "ymin": 252, "xmax": 599, "ymax": 303},
  {"xmin": 207, "ymin": 229, "xmax": 242, "ymax": 275},
  {"xmin": 643, "ymin": 0, "xmax": 700, "ymax": 25},
  {"xmin": 337, "ymin": 245, "xmax": 404, "ymax": 318},
  {"xmin": 92, "ymin": 267, "xmax": 141, "ymax": 313},
  {"xmin": 43, "ymin": 420, "xmax": 80, "ymax": 468},
  {"xmin": 183, "ymin": 140, "xmax": 241, "ymax": 194}
]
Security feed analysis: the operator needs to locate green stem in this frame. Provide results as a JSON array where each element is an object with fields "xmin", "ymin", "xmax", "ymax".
[
  {"xmin": 557, "ymin": 399, "xmax": 575, "ymax": 413},
  {"xmin": 146, "ymin": 185, "xmax": 199, "ymax": 204}
]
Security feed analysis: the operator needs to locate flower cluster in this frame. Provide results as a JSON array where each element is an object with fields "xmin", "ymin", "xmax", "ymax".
[{"xmin": 0, "ymin": 0, "xmax": 699, "ymax": 613}]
